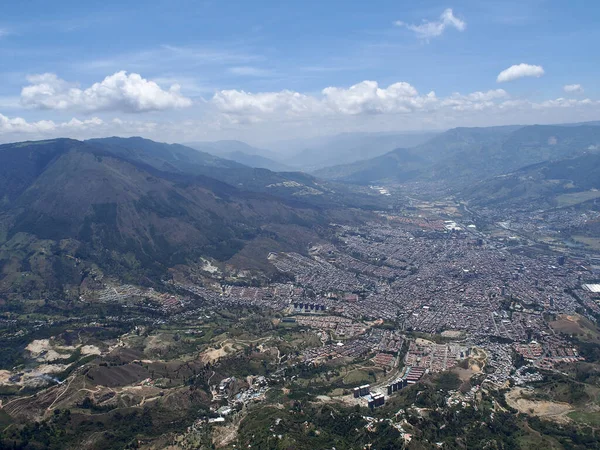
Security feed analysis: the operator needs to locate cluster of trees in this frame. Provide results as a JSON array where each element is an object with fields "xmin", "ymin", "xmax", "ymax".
[{"xmin": 1, "ymin": 408, "xmax": 159, "ymax": 450}]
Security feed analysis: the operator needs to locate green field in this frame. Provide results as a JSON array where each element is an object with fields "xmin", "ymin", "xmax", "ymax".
[
  {"xmin": 572, "ymin": 235, "xmax": 600, "ymax": 251},
  {"xmin": 567, "ymin": 411, "xmax": 600, "ymax": 426},
  {"xmin": 342, "ymin": 368, "xmax": 379, "ymax": 385},
  {"xmin": 556, "ymin": 190, "xmax": 600, "ymax": 207},
  {"xmin": 0, "ymin": 410, "xmax": 13, "ymax": 429},
  {"xmin": 517, "ymin": 431, "xmax": 563, "ymax": 450}
]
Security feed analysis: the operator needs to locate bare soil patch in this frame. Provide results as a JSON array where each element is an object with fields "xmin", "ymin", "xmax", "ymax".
[
  {"xmin": 200, "ymin": 342, "xmax": 238, "ymax": 364},
  {"xmin": 506, "ymin": 388, "xmax": 573, "ymax": 422}
]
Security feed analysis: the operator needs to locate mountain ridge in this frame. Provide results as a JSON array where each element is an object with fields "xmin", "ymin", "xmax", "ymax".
[
  {"xmin": 0, "ymin": 138, "xmax": 337, "ymax": 300},
  {"xmin": 314, "ymin": 123, "xmax": 600, "ymax": 185}
]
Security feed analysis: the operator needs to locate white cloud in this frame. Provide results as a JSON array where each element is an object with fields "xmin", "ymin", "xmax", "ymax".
[
  {"xmin": 394, "ymin": 8, "xmax": 466, "ymax": 40},
  {"xmin": 496, "ymin": 63, "xmax": 544, "ymax": 83},
  {"xmin": 212, "ymin": 80, "xmax": 438, "ymax": 122},
  {"xmin": 322, "ymin": 81, "xmax": 436, "ymax": 114},
  {"xmin": 0, "ymin": 114, "xmax": 51, "ymax": 134},
  {"xmin": 0, "ymin": 113, "xmax": 104, "ymax": 134},
  {"xmin": 209, "ymin": 80, "xmax": 600, "ymax": 131},
  {"xmin": 211, "ymin": 89, "xmax": 321, "ymax": 122},
  {"xmin": 0, "ymin": 29, "xmax": 9, "ymax": 38},
  {"xmin": 441, "ymin": 89, "xmax": 508, "ymax": 111},
  {"xmin": 532, "ymin": 97, "xmax": 593, "ymax": 109},
  {"xmin": 2, "ymin": 80, "xmax": 600, "ymax": 144},
  {"xmin": 20, "ymin": 71, "xmax": 193, "ymax": 113},
  {"xmin": 563, "ymin": 84, "xmax": 583, "ymax": 94},
  {"xmin": 151, "ymin": 76, "xmax": 214, "ymax": 95},
  {"xmin": 465, "ymin": 89, "xmax": 508, "ymax": 101},
  {"xmin": 0, "ymin": 113, "xmax": 169, "ymax": 143}
]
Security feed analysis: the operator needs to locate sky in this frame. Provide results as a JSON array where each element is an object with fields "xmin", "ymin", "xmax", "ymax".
[{"xmin": 0, "ymin": 0, "xmax": 599, "ymax": 146}]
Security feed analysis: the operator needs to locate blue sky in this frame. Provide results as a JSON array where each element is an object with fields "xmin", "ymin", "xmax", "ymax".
[{"xmin": 1, "ymin": 0, "xmax": 599, "ymax": 145}]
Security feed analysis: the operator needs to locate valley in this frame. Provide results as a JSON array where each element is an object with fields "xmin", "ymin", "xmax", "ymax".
[
  {"xmin": 1, "ymin": 128, "xmax": 600, "ymax": 449},
  {"xmin": 3, "ymin": 2, "xmax": 600, "ymax": 447}
]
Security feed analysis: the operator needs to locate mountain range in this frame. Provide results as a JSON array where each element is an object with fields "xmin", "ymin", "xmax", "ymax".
[
  {"xmin": 185, "ymin": 140, "xmax": 291, "ymax": 172},
  {"xmin": 3, "ymin": 123, "xmax": 600, "ymax": 301},
  {"xmin": 187, "ymin": 132, "xmax": 438, "ymax": 172},
  {"xmin": 314, "ymin": 123, "xmax": 600, "ymax": 186},
  {"xmin": 276, "ymin": 131, "xmax": 438, "ymax": 171},
  {"xmin": 463, "ymin": 151, "xmax": 600, "ymax": 209},
  {"xmin": 0, "ymin": 138, "xmax": 371, "ymax": 301},
  {"xmin": 92, "ymin": 137, "xmax": 393, "ymax": 211}
]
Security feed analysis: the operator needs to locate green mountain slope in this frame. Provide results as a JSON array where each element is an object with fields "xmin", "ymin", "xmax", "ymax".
[
  {"xmin": 88, "ymin": 137, "xmax": 388, "ymax": 209},
  {"xmin": 463, "ymin": 151, "xmax": 600, "ymax": 208},
  {"xmin": 86, "ymin": 136, "xmax": 247, "ymax": 172},
  {"xmin": 315, "ymin": 123, "xmax": 600, "ymax": 186},
  {"xmin": 0, "ymin": 139, "xmax": 329, "ymax": 300},
  {"xmin": 213, "ymin": 150, "xmax": 291, "ymax": 172},
  {"xmin": 313, "ymin": 148, "xmax": 427, "ymax": 184},
  {"xmin": 282, "ymin": 131, "xmax": 438, "ymax": 170}
]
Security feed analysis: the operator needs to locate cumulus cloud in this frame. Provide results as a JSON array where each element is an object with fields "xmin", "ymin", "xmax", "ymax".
[
  {"xmin": 211, "ymin": 82, "xmax": 511, "ymax": 121},
  {"xmin": 210, "ymin": 80, "xmax": 600, "ymax": 129},
  {"xmin": 0, "ymin": 113, "xmax": 104, "ymax": 134},
  {"xmin": 0, "ymin": 114, "xmax": 54, "ymax": 134},
  {"xmin": 532, "ymin": 97, "xmax": 593, "ymax": 109},
  {"xmin": 465, "ymin": 89, "xmax": 508, "ymax": 101},
  {"xmin": 394, "ymin": 8, "xmax": 466, "ymax": 40},
  {"xmin": 3, "ymin": 80, "xmax": 600, "ymax": 143},
  {"xmin": 20, "ymin": 71, "xmax": 193, "ymax": 113},
  {"xmin": 212, "ymin": 80, "xmax": 439, "ymax": 122},
  {"xmin": 211, "ymin": 89, "xmax": 320, "ymax": 124},
  {"xmin": 322, "ymin": 81, "xmax": 437, "ymax": 114},
  {"xmin": 441, "ymin": 89, "xmax": 508, "ymax": 111},
  {"xmin": 563, "ymin": 84, "xmax": 583, "ymax": 94},
  {"xmin": 0, "ymin": 113, "xmax": 169, "ymax": 143},
  {"xmin": 497, "ymin": 63, "xmax": 545, "ymax": 83}
]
